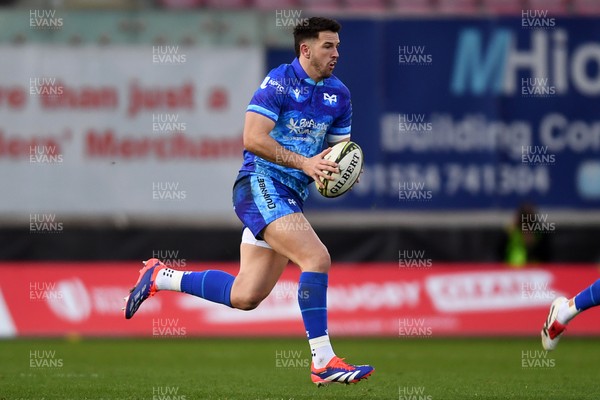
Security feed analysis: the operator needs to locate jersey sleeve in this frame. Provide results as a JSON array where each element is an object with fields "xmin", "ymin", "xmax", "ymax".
[
  {"xmin": 246, "ymin": 74, "xmax": 284, "ymax": 123},
  {"xmin": 326, "ymin": 99, "xmax": 352, "ymax": 143}
]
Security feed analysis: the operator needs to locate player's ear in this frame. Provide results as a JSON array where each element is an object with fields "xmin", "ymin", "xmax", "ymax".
[{"xmin": 300, "ymin": 41, "xmax": 310, "ymax": 59}]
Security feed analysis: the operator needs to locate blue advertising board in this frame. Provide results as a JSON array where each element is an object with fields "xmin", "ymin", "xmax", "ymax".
[{"xmin": 267, "ymin": 17, "xmax": 600, "ymax": 210}]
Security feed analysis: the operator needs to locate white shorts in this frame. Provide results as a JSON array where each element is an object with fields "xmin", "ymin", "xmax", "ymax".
[{"xmin": 241, "ymin": 227, "xmax": 272, "ymax": 250}]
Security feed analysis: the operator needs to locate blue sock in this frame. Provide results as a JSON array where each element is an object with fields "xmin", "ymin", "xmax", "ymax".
[
  {"xmin": 574, "ymin": 278, "xmax": 600, "ymax": 311},
  {"xmin": 180, "ymin": 270, "xmax": 234, "ymax": 308},
  {"xmin": 298, "ymin": 272, "xmax": 328, "ymax": 339}
]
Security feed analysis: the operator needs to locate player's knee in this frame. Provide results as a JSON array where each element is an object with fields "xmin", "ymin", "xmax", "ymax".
[
  {"xmin": 303, "ymin": 248, "xmax": 331, "ymax": 273},
  {"xmin": 231, "ymin": 291, "xmax": 267, "ymax": 311},
  {"xmin": 317, "ymin": 250, "xmax": 331, "ymax": 273}
]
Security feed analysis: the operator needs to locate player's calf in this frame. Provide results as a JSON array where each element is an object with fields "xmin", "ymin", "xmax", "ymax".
[{"xmin": 230, "ymin": 290, "xmax": 269, "ymax": 311}]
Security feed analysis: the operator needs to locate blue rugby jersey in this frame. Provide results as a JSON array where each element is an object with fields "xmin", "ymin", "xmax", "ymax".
[{"xmin": 240, "ymin": 58, "xmax": 352, "ymax": 201}]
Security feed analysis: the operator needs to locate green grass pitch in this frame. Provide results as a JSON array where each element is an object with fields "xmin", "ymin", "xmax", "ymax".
[{"xmin": 1, "ymin": 337, "xmax": 599, "ymax": 399}]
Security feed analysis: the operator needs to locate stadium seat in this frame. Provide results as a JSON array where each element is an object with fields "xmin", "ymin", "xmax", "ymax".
[
  {"xmin": 254, "ymin": 0, "xmax": 300, "ymax": 9},
  {"xmin": 527, "ymin": 0, "xmax": 570, "ymax": 15},
  {"xmin": 573, "ymin": 0, "xmax": 600, "ymax": 14},
  {"xmin": 344, "ymin": 0, "xmax": 387, "ymax": 12},
  {"xmin": 61, "ymin": 0, "xmax": 137, "ymax": 8},
  {"xmin": 157, "ymin": 0, "xmax": 203, "ymax": 8},
  {"xmin": 438, "ymin": 0, "xmax": 480, "ymax": 14},
  {"xmin": 389, "ymin": 0, "xmax": 433, "ymax": 15},
  {"xmin": 204, "ymin": 0, "xmax": 249, "ymax": 8},
  {"xmin": 301, "ymin": 0, "xmax": 343, "ymax": 12},
  {"xmin": 482, "ymin": 0, "xmax": 524, "ymax": 14}
]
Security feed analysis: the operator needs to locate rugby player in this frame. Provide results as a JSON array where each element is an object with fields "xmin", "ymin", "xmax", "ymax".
[{"xmin": 124, "ymin": 16, "xmax": 374, "ymax": 386}]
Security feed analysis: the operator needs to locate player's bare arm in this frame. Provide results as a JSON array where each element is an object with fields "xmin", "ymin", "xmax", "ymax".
[{"xmin": 243, "ymin": 111, "xmax": 339, "ymax": 188}]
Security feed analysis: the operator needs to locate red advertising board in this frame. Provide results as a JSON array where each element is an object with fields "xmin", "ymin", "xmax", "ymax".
[{"xmin": 1, "ymin": 262, "xmax": 599, "ymax": 337}]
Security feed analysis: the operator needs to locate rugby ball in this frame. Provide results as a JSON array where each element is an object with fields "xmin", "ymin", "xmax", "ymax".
[{"xmin": 316, "ymin": 141, "xmax": 364, "ymax": 198}]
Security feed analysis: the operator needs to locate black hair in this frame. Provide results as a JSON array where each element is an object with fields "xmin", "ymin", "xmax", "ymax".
[{"xmin": 293, "ymin": 17, "xmax": 341, "ymax": 58}]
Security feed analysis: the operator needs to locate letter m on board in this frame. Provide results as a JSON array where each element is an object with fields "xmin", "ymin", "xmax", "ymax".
[{"xmin": 451, "ymin": 29, "xmax": 511, "ymax": 95}]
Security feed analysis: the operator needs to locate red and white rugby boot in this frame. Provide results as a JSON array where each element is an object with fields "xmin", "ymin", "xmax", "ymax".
[
  {"xmin": 123, "ymin": 258, "xmax": 166, "ymax": 319},
  {"xmin": 541, "ymin": 296, "xmax": 568, "ymax": 351},
  {"xmin": 311, "ymin": 356, "xmax": 374, "ymax": 386}
]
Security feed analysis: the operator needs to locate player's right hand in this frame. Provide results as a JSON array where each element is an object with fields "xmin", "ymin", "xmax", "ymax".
[{"xmin": 303, "ymin": 148, "xmax": 339, "ymax": 189}]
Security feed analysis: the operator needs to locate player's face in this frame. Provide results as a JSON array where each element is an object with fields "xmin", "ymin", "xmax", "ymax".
[{"xmin": 308, "ymin": 31, "xmax": 340, "ymax": 80}]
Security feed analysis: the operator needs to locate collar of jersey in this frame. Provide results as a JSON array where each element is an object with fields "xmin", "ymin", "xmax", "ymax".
[{"xmin": 292, "ymin": 58, "xmax": 325, "ymax": 86}]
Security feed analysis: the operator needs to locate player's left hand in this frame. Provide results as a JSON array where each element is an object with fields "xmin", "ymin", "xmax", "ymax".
[
  {"xmin": 356, "ymin": 169, "xmax": 363, "ymax": 184},
  {"xmin": 350, "ymin": 168, "xmax": 364, "ymax": 190}
]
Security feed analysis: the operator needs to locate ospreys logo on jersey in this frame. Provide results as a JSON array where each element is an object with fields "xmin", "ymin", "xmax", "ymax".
[
  {"xmin": 286, "ymin": 118, "xmax": 329, "ymax": 136},
  {"xmin": 323, "ymin": 92, "xmax": 338, "ymax": 106}
]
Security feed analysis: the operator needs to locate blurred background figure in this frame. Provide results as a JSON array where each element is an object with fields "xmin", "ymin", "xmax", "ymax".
[{"xmin": 501, "ymin": 203, "xmax": 551, "ymax": 268}]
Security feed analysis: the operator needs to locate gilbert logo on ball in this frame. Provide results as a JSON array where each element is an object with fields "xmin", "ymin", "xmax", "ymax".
[{"xmin": 317, "ymin": 141, "xmax": 364, "ymax": 198}]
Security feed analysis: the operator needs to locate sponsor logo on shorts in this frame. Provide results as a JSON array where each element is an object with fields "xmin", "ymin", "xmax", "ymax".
[{"xmin": 257, "ymin": 177, "xmax": 276, "ymax": 209}]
